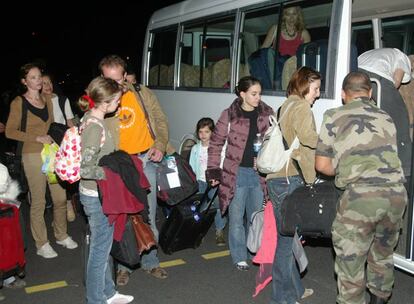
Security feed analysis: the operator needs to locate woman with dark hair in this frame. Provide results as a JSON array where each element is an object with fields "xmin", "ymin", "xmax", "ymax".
[
  {"xmin": 267, "ymin": 66, "xmax": 321, "ymax": 303},
  {"xmin": 5, "ymin": 63, "xmax": 78, "ymax": 259},
  {"xmin": 206, "ymin": 76, "xmax": 273, "ymax": 270}
]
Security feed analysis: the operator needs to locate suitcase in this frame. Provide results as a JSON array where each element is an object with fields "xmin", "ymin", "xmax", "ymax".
[
  {"xmin": 0, "ymin": 201, "xmax": 25, "ymax": 285},
  {"xmin": 159, "ymin": 186, "xmax": 218, "ymax": 254},
  {"xmin": 296, "ymin": 39, "xmax": 328, "ymax": 89}
]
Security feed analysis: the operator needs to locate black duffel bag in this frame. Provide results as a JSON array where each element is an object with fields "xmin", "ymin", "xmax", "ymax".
[{"xmin": 280, "ymin": 179, "xmax": 342, "ymax": 238}]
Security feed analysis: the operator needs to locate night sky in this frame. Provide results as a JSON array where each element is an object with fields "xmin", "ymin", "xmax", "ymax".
[{"xmin": 1, "ymin": 1, "xmax": 182, "ymax": 101}]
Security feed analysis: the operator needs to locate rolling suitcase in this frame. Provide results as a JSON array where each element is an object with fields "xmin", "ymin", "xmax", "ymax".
[
  {"xmin": 296, "ymin": 39, "xmax": 328, "ymax": 89},
  {"xmin": 159, "ymin": 186, "xmax": 218, "ymax": 254},
  {"xmin": 0, "ymin": 200, "xmax": 25, "ymax": 285}
]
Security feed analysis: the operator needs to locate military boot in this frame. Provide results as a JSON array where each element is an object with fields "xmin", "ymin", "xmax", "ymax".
[{"xmin": 369, "ymin": 293, "xmax": 388, "ymax": 304}]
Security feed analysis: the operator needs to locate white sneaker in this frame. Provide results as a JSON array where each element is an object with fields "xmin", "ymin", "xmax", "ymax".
[
  {"xmin": 56, "ymin": 236, "xmax": 78, "ymax": 249},
  {"xmin": 37, "ymin": 243, "xmax": 58, "ymax": 259},
  {"xmin": 107, "ymin": 292, "xmax": 134, "ymax": 304}
]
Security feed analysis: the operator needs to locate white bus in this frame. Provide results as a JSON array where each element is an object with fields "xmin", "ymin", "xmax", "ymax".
[{"xmin": 141, "ymin": 0, "xmax": 414, "ymax": 273}]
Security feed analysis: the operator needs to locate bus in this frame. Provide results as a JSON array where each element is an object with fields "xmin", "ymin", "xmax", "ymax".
[{"xmin": 141, "ymin": 0, "xmax": 414, "ymax": 274}]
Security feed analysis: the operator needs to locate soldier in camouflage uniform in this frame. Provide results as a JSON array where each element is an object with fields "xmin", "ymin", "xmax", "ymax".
[{"xmin": 315, "ymin": 72, "xmax": 407, "ymax": 304}]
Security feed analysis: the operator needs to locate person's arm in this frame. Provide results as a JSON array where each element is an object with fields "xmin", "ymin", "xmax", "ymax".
[
  {"xmin": 301, "ymin": 29, "xmax": 311, "ymax": 43},
  {"xmin": 315, "ymin": 155, "xmax": 335, "ymax": 176},
  {"xmin": 293, "ymin": 102, "xmax": 318, "ymax": 149},
  {"xmin": 64, "ymin": 98, "xmax": 75, "ymax": 127},
  {"xmin": 315, "ymin": 111, "xmax": 336, "ymax": 176},
  {"xmin": 139, "ymin": 85, "xmax": 169, "ymax": 161},
  {"xmin": 261, "ymin": 25, "xmax": 277, "ymax": 49},
  {"xmin": 206, "ymin": 110, "xmax": 229, "ymax": 185},
  {"xmin": 393, "ymin": 68, "xmax": 405, "ymax": 89},
  {"xmin": 80, "ymin": 123, "xmax": 106, "ymax": 180}
]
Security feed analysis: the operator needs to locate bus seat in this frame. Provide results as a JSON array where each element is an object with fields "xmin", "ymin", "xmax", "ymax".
[
  {"xmin": 180, "ymin": 63, "xmax": 200, "ymax": 87},
  {"xmin": 212, "ymin": 58, "xmax": 231, "ymax": 88},
  {"xmin": 239, "ymin": 63, "xmax": 250, "ymax": 78},
  {"xmin": 281, "ymin": 56, "xmax": 297, "ymax": 90},
  {"xmin": 178, "ymin": 133, "xmax": 198, "ymax": 162},
  {"xmin": 167, "ymin": 64, "xmax": 174, "ymax": 86},
  {"xmin": 149, "ymin": 64, "xmax": 168, "ymax": 86},
  {"xmin": 202, "ymin": 65, "xmax": 213, "ymax": 87}
]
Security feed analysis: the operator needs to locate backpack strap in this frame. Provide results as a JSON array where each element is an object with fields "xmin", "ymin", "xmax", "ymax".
[
  {"xmin": 16, "ymin": 97, "xmax": 28, "ymax": 157},
  {"xmin": 135, "ymin": 84, "xmax": 156, "ymax": 140},
  {"xmin": 79, "ymin": 117, "xmax": 106, "ymax": 147},
  {"xmin": 57, "ymin": 95, "xmax": 68, "ymax": 123}
]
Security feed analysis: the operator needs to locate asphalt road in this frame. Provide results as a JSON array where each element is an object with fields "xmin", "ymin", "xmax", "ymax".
[{"xmin": 3, "ymin": 203, "xmax": 414, "ymax": 304}]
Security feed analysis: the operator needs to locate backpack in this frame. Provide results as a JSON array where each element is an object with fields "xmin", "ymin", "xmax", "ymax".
[
  {"xmin": 256, "ymin": 102, "xmax": 299, "ymax": 174},
  {"xmin": 54, "ymin": 118, "xmax": 105, "ymax": 184},
  {"xmin": 156, "ymin": 153, "xmax": 199, "ymax": 206}
]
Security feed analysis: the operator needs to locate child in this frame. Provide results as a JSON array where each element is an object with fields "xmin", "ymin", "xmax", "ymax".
[{"xmin": 189, "ymin": 117, "xmax": 227, "ymax": 246}]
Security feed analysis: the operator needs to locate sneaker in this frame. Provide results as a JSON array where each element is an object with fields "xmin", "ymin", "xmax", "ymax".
[
  {"xmin": 215, "ymin": 230, "xmax": 226, "ymax": 247},
  {"xmin": 116, "ymin": 270, "xmax": 130, "ymax": 286},
  {"xmin": 107, "ymin": 292, "xmax": 134, "ymax": 304},
  {"xmin": 67, "ymin": 201, "xmax": 76, "ymax": 222},
  {"xmin": 37, "ymin": 242, "xmax": 58, "ymax": 258},
  {"xmin": 236, "ymin": 261, "xmax": 249, "ymax": 271},
  {"xmin": 301, "ymin": 288, "xmax": 314, "ymax": 299},
  {"xmin": 56, "ymin": 236, "xmax": 78, "ymax": 249},
  {"xmin": 4, "ymin": 277, "xmax": 26, "ymax": 289}
]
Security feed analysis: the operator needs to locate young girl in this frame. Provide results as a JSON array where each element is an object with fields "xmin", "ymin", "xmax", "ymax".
[
  {"xmin": 189, "ymin": 117, "xmax": 227, "ymax": 246},
  {"xmin": 206, "ymin": 76, "xmax": 273, "ymax": 270},
  {"xmin": 78, "ymin": 76, "xmax": 133, "ymax": 304}
]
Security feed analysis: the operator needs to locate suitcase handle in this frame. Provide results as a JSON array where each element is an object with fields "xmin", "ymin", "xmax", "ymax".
[{"xmin": 196, "ymin": 184, "xmax": 219, "ymax": 214}]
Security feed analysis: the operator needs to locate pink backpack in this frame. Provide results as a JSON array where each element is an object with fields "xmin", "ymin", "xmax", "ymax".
[{"xmin": 54, "ymin": 118, "xmax": 105, "ymax": 184}]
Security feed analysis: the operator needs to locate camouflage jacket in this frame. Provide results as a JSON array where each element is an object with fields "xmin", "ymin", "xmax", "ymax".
[{"xmin": 316, "ymin": 97, "xmax": 405, "ymax": 189}]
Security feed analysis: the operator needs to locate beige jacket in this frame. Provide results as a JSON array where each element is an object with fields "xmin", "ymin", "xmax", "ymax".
[
  {"xmin": 6, "ymin": 95, "xmax": 53, "ymax": 154},
  {"xmin": 266, "ymin": 95, "xmax": 318, "ymax": 183},
  {"xmin": 106, "ymin": 83, "xmax": 175, "ymax": 154}
]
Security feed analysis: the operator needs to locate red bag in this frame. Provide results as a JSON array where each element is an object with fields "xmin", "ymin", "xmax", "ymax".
[{"xmin": 0, "ymin": 201, "xmax": 25, "ymax": 280}]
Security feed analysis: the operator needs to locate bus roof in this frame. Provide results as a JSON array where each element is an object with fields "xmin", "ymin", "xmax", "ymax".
[{"xmin": 148, "ymin": 0, "xmax": 414, "ymax": 29}]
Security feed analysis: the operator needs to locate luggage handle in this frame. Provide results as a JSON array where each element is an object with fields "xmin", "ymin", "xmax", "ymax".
[{"xmin": 196, "ymin": 184, "xmax": 219, "ymax": 214}]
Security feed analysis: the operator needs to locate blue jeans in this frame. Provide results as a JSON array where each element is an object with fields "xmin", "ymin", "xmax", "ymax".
[
  {"xmin": 267, "ymin": 176, "xmax": 304, "ymax": 304},
  {"xmin": 228, "ymin": 167, "xmax": 263, "ymax": 264},
  {"xmin": 80, "ymin": 193, "xmax": 116, "ymax": 304},
  {"xmin": 198, "ymin": 180, "xmax": 227, "ymax": 231},
  {"xmin": 119, "ymin": 154, "xmax": 160, "ymax": 273}
]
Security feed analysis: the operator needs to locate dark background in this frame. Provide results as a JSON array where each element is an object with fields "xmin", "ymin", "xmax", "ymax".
[{"xmin": 0, "ymin": 1, "xmax": 182, "ymax": 103}]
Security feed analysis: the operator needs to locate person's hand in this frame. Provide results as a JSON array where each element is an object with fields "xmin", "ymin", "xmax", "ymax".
[
  {"xmin": 36, "ymin": 135, "xmax": 53, "ymax": 144},
  {"xmin": 147, "ymin": 147, "xmax": 163, "ymax": 162},
  {"xmin": 210, "ymin": 179, "xmax": 220, "ymax": 187},
  {"xmin": 0, "ymin": 122, "xmax": 5, "ymax": 133}
]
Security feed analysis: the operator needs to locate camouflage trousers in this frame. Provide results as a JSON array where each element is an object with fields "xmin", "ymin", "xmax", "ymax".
[{"xmin": 332, "ymin": 184, "xmax": 407, "ymax": 304}]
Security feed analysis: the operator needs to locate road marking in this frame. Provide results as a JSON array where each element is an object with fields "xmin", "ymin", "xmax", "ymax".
[
  {"xmin": 160, "ymin": 259, "xmax": 186, "ymax": 268},
  {"xmin": 25, "ymin": 280, "xmax": 68, "ymax": 294},
  {"xmin": 201, "ymin": 250, "xmax": 230, "ymax": 260}
]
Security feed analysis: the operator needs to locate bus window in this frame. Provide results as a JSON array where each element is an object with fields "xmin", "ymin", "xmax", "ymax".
[
  {"xmin": 352, "ymin": 21, "xmax": 374, "ymax": 56},
  {"xmin": 382, "ymin": 15, "xmax": 414, "ymax": 54},
  {"xmin": 148, "ymin": 27, "xmax": 178, "ymax": 87},
  {"xmin": 243, "ymin": 0, "xmax": 333, "ymax": 92},
  {"xmin": 179, "ymin": 15, "xmax": 235, "ymax": 89}
]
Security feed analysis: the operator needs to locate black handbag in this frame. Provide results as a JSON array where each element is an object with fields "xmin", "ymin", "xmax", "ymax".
[
  {"xmin": 277, "ymin": 110, "xmax": 342, "ymax": 238},
  {"xmin": 47, "ymin": 122, "xmax": 69, "ymax": 145},
  {"xmin": 279, "ymin": 179, "xmax": 341, "ymax": 238}
]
